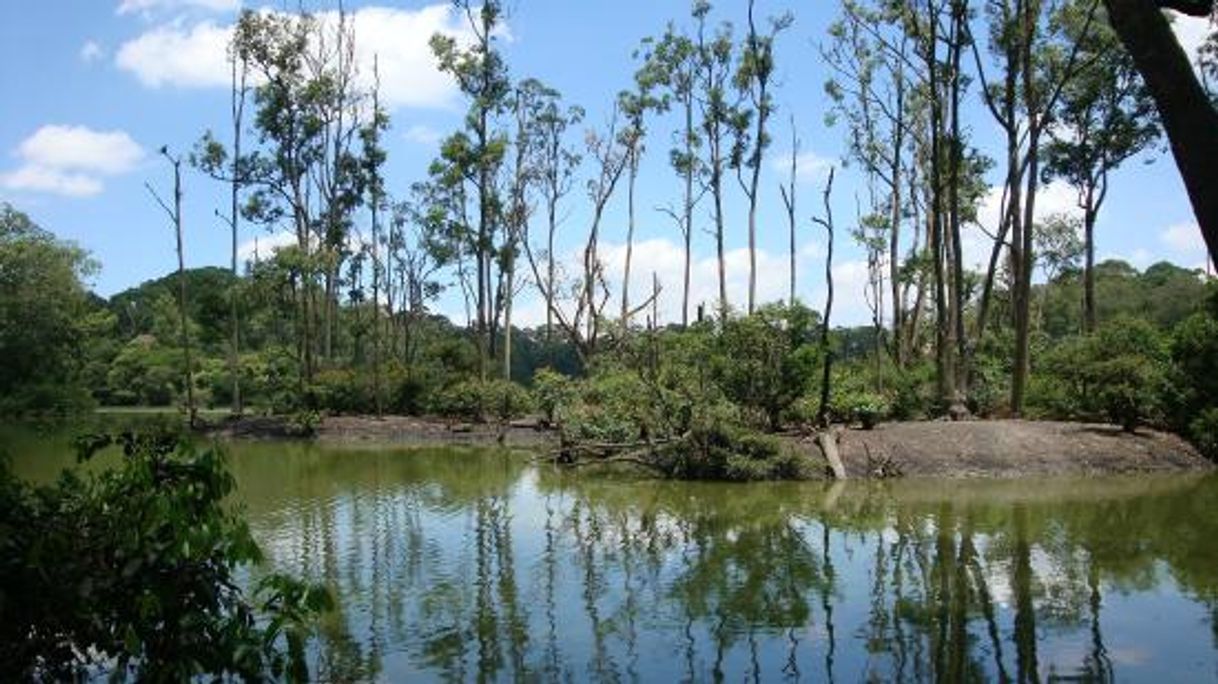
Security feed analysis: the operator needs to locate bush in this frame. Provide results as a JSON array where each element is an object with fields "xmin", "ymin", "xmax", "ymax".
[
  {"xmin": 1033, "ymin": 317, "xmax": 1170, "ymax": 431},
  {"xmin": 0, "ymin": 433, "xmax": 329, "ymax": 679},
  {"xmin": 1188, "ymin": 408, "xmax": 1218, "ymax": 460},
  {"xmin": 836, "ymin": 390, "xmax": 890, "ymax": 429},
  {"xmin": 655, "ymin": 425, "xmax": 814, "ymax": 481},
  {"xmin": 431, "ymin": 379, "xmax": 534, "ymax": 422},
  {"xmin": 532, "ymin": 367, "xmax": 577, "ymax": 427},
  {"xmin": 311, "ymin": 368, "xmax": 371, "ymax": 414},
  {"xmin": 713, "ymin": 304, "xmax": 821, "ymax": 430}
]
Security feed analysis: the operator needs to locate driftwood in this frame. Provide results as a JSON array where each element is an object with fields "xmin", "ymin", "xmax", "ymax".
[{"xmin": 816, "ymin": 427, "xmax": 848, "ymax": 480}]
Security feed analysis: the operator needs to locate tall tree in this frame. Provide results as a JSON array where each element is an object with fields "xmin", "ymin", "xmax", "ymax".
[
  {"xmin": 192, "ymin": 45, "xmax": 249, "ymax": 415},
  {"xmin": 234, "ymin": 8, "xmax": 366, "ymax": 395},
  {"xmin": 360, "ymin": 57, "xmax": 389, "ymax": 416},
  {"xmin": 146, "ymin": 148, "xmax": 196, "ymax": 427},
  {"xmin": 526, "ymin": 87, "xmax": 582, "ymax": 343},
  {"xmin": 642, "ymin": 24, "xmax": 703, "ymax": 326},
  {"xmin": 693, "ymin": 1, "xmax": 739, "ymax": 320},
  {"xmin": 734, "ymin": 0, "xmax": 792, "ymax": 314},
  {"xmin": 617, "ymin": 76, "xmax": 660, "ymax": 331},
  {"xmin": 1043, "ymin": 3, "xmax": 1159, "ymax": 332},
  {"xmin": 779, "ymin": 118, "xmax": 798, "ymax": 305},
  {"xmin": 431, "ymin": 0, "xmax": 512, "ymax": 380}
]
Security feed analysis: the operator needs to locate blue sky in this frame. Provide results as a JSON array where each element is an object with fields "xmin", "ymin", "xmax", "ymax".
[{"xmin": 1, "ymin": 1, "xmax": 1213, "ymax": 326}]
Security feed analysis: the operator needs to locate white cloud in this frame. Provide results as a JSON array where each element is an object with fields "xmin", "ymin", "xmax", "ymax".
[
  {"xmin": 16, "ymin": 125, "xmax": 144, "ymax": 175},
  {"xmin": 404, "ymin": 124, "xmax": 443, "ymax": 147},
  {"xmin": 117, "ymin": 0, "xmax": 238, "ymax": 16},
  {"xmin": 965, "ymin": 179, "xmax": 1083, "ymax": 270},
  {"xmin": 0, "ymin": 166, "xmax": 103, "ymax": 198},
  {"xmin": 115, "ymin": 5, "xmax": 487, "ymax": 110},
  {"xmin": 1171, "ymin": 14, "xmax": 1215, "ymax": 66},
  {"xmin": 1, "ymin": 125, "xmax": 144, "ymax": 198},
  {"xmin": 80, "ymin": 40, "xmax": 105, "ymax": 64},
  {"xmin": 1160, "ymin": 221, "xmax": 1207, "ymax": 254},
  {"xmin": 771, "ymin": 149, "xmax": 836, "ymax": 185},
  {"xmin": 1101, "ymin": 247, "xmax": 1155, "ymax": 269},
  {"xmin": 237, "ymin": 230, "xmax": 297, "ymax": 264},
  {"xmin": 509, "ymin": 235, "xmax": 872, "ymax": 328},
  {"xmin": 116, "ymin": 21, "xmax": 233, "ymax": 88}
]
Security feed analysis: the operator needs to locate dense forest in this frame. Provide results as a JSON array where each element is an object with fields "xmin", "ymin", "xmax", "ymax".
[{"xmin": 2, "ymin": 0, "xmax": 1218, "ymax": 469}]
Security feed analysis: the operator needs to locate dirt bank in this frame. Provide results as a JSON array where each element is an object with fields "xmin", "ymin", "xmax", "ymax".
[
  {"xmin": 799, "ymin": 420, "xmax": 1213, "ymax": 478},
  {"xmin": 205, "ymin": 414, "xmax": 1211, "ymax": 478},
  {"xmin": 205, "ymin": 414, "xmax": 554, "ymax": 448}
]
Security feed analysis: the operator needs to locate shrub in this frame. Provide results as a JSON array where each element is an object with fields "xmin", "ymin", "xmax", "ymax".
[
  {"xmin": 311, "ymin": 368, "xmax": 371, "ymax": 414},
  {"xmin": 431, "ymin": 379, "xmax": 534, "ymax": 422},
  {"xmin": 655, "ymin": 425, "xmax": 814, "ymax": 481},
  {"xmin": 1034, "ymin": 317, "xmax": 1171, "ymax": 431},
  {"xmin": 0, "ymin": 433, "xmax": 329, "ymax": 679},
  {"xmin": 1188, "ymin": 408, "xmax": 1218, "ymax": 460},
  {"xmin": 713, "ymin": 304, "xmax": 821, "ymax": 430},
  {"xmin": 532, "ymin": 367, "xmax": 577, "ymax": 427}
]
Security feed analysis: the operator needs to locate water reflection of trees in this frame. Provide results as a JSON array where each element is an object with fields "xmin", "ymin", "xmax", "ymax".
[{"xmin": 227, "ymin": 446, "xmax": 1218, "ymax": 682}]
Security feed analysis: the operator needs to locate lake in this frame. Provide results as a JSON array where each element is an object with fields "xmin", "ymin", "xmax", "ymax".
[{"xmin": 5, "ymin": 425, "xmax": 1218, "ymax": 682}]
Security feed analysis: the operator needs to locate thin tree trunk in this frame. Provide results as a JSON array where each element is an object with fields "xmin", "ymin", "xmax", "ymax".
[
  {"xmin": 815, "ymin": 169, "xmax": 837, "ymax": 427},
  {"xmin": 682, "ymin": 97, "xmax": 695, "ymax": 328},
  {"xmin": 228, "ymin": 53, "xmax": 246, "ymax": 416},
  {"xmin": 621, "ymin": 152, "xmax": 638, "ymax": 329}
]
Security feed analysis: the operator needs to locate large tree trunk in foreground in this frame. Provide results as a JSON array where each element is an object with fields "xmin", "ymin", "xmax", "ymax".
[{"xmin": 1104, "ymin": 0, "xmax": 1218, "ymax": 264}]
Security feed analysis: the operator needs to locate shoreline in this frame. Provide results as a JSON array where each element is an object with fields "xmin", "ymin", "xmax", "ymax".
[{"xmin": 196, "ymin": 413, "xmax": 1215, "ymax": 479}]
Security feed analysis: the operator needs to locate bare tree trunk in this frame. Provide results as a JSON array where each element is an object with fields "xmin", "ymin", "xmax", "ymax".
[
  {"xmin": 621, "ymin": 151, "xmax": 638, "ymax": 330},
  {"xmin": 815, "ymin": 169, "xmax": 837, "ymax": 427},
  {"xmin": 228, "ymin": 53, "xmax": 246, "ymax": 416},
  {"xmin": 781, "ymin": 118, "xmax": 798, "ymax": 305},
  {"xmin": 682, "ymin": 98, "xmax": 695, "ymax": 327},
  {"xmin": 148, "ymin": 151, "xmax": 196, "ymax": 427}
]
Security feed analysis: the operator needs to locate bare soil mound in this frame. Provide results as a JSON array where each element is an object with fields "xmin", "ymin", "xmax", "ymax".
[{"xmin": 822, "ymin": 420, "xmax": 1212, "ymax": 478}]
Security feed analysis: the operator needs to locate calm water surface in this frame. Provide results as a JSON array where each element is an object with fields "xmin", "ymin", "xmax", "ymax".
[{"xmin": 6, "ymin": 426, "xmax": 1218, "ymax": 682}]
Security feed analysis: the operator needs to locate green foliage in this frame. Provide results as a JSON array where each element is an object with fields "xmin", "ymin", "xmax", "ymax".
[
  {"xmin": 0, "ymin": 205, "xmax": 97, "ymax": 415},
  {"xmin": 713, "ymin": 303, "xmax": 821, "ymax": 430},
  {"xmin": 1187, "ymin": 408, "xmax": 1218, "ymax": 460},
  {"xmin": 0, "ymin": 433, "xmax": 329, "ymax": 679},
  {"xmin": 431, "ymin": 379, "xmax": 534, "ymax": 423},
  {"xmin": 311, "ymin": 368, "xmax": 372, "ymax": 415},
  {"xmin": 655, "ymin": 425, "xmax": 813, "ymax": 481},
  {"xmin": 1034, "ymin": 317, "xmax": 1171, "ymax": 431},
  {"xmin": 532, "ymin": 367, "xmax": 577, "ymax": 426}
]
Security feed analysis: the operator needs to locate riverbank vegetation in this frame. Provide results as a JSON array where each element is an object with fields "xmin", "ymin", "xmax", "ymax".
[
  {"xmin": 3, "ymin": 0, "xmax": 1218, "ymax": 479},
  {"xmin": 0, "ymin": 432, "xmax": 330, "ymax": 679}
]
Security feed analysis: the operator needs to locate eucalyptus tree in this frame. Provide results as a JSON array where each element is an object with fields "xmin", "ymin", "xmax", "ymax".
[
  {"xmin": 525, "ymin": 86, "xmax": 583, "ymax": 342},
  {"xmin": 522, "ymin": 104, "xmax": 628, "ymax": 362},
  {"xmin": 145, "ymin": 147, "xmax": 196, "ymax": 427},
  {"xmin": 616, "ymin": 69, "xmax": 662, "ymax": 330},
  {"xmin": 501, "ymin": 78, "xmax": 558, "ymax": 380},
  {"xmin": 971, "ymin": 0, "xmax": 1104, "ymax": 414},
  {"xmin": 825, "ymin": 0, "xmax": 917, "ymax": 369},
  {"xmin": 640, "ymin": 23, "xmax": 702, "ymax": 326},
  {"xmin": 359, "ymin": 58, "xmax": 389, "ymax": 416},
  {"xmin": 778, "ymin": 118, "xmax": 798, "ymax": 305},
  {"xmin": 733, "ymin": 0, "xmax": 792, "ymax": 315},
  {"xmin": 232, "ymin": 8, "xmax": 366, "ymax": 392},
  {"xmin": 692, "ymin": 1, "xmax": 741, "ymax": 320},
  {"xmin": 1043, "ymin": 4, "xmax": 1159, "ymax": 333},
  {"xmin": 430, "ymin": 0, "xmax": 512, "ymax": 379},
  {"xmin": 578, "ymin": 109, "xmax": 631, "ymax": 354},
  {"xmin": 193, "ymin": 44, "xmax": 249, "ymax": 415}
]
